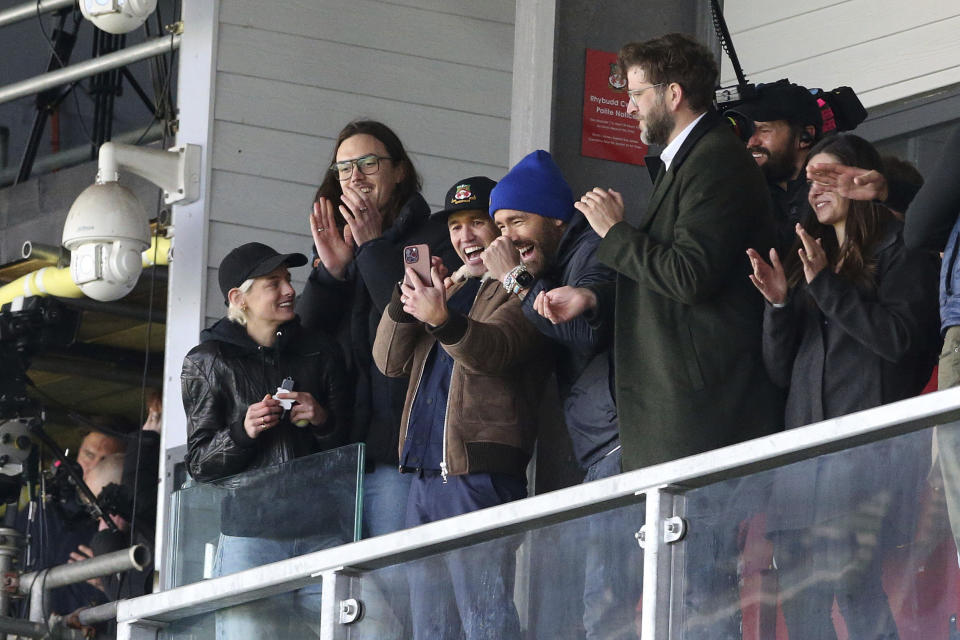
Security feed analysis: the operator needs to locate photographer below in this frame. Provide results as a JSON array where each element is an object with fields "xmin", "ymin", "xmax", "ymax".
[{"xmin": 182, "ymin": 242, "xmax": 349, "ymax": 639}]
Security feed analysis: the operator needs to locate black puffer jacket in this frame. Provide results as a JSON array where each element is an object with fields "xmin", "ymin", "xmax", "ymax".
[
  {"xmin": 296, "ymin": 193, "xmax": 459, "ymax": 466},
  {"xmin": 518, "ymin": 212, "xmax": 619, "ymax": 469},
  {"xmin": 182, "ymin": 317, "xmax": 349, "ymax": 484}
]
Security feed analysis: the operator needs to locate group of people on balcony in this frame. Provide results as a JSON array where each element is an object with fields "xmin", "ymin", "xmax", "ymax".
[{"xmin": 180, "ymin": 30, "xmax": 960, "ymax": 640}]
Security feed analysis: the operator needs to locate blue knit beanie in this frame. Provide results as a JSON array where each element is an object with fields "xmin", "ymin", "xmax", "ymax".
[{"xmin": 489, "ymin": 150, "xmax": 574, "ymax": 222}]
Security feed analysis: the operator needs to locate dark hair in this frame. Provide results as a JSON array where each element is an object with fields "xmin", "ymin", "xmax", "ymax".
[
  {"xmin": 618, "ymin": 33, "xmax": 718, "ymax": 112},
  {"xmin": 314, "ymin": 120, "xmax": 422, "ymax": 225},
  {"xmin": 788, "ymin": 133, "xmax": 894, "ymax": 289}
]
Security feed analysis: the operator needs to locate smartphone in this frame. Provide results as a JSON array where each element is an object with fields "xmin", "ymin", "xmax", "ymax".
[{"xmin": 403, "ymin": 244, "xmax": 432, "ymax": 286}]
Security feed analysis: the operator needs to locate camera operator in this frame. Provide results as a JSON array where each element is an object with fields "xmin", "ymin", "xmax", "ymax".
[
  {"xmin": 727, "ymin": 80, "xmax": 823, "ymax": 253},
  {"xmin": 16, "ymin": 428, "xmax": 127, "ymax": 617}
]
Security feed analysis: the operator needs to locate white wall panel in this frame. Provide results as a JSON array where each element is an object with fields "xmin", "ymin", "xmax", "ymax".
[
  {"xmin": 719, "ymin": 0, "xmax": 960, "ymax": 109},
  {"xmin": 209, "ymin": 170, "xmax": 316, "ymax": 233},
  {"xmin": 220, "ymin": 0, "xmax": 514, "ymax": 71},
  {"xmin": 217, "ymin": 24, "xmax": 512, "ymax": 118},
  {"xmin": 214, "ymin": 73, "xmax": 509, "ymax": 166},
  {"xmin": 382, "ymin": 0, "xmax": 515, "ymax": 23}
]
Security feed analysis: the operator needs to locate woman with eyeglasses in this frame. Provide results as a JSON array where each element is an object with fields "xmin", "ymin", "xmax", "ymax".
[
  {"xmin": 297, "ymin": 121, "xmax": 459, "ymax": 543},
  {"xmin": 748, "ymin": 133, "xmax": 939, "ymax": 640}
]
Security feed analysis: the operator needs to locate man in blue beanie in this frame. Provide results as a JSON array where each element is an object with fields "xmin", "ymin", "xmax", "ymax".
[{"xmin": 483, "ymin": 149, "xmax": 637, "ymax": 639}]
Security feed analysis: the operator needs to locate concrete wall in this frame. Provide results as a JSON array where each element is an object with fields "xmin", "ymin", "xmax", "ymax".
[{"xmin": 718, "ymin": 0, "xmax": 960, "ymax": 109}]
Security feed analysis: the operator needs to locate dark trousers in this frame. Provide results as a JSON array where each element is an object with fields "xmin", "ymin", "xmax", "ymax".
[
  {"xmin": 405, "ymin": 471, "xmax": 526, "ymax": 640},
  {"xmin": 773, "ymin": 522, "xmax": 899, "ymax": 640}
]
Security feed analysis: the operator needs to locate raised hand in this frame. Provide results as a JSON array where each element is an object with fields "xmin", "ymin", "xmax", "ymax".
[
  {"xmin": 533, "ymin": 286, "xmax": 597, "ymax": 324},
  {"xmin": 310, "ymin": 199, "xmax": 354, "ymax": 279},
  {"xmin": 340, "ymin": 183, "xmax": 386, "ymax": 246},
  {"xmin": 481, "ymin": 236, "xmax": 521, "ymax": 281},
  {"xmin": 575, "ymin": 187, "xmax": 625, "ymax": 238},
  {"xmin": 795, "ymin": 224, "xmax": 828, "ymax": 284},
  {"xmin": 746, "ymin": 247, "xmax": 788, "ymax": 305},
  {"xmin": 400, "ymin": 265, "xmax": 449, "ymax": 327},
  {"xmin": 806, "ymin": 162, "xmax": 888, "ymax": 202}
]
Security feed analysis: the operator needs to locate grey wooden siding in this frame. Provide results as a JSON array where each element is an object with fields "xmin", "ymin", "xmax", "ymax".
[
  {"xmin": 205, "ymin": 0, "xmax": 514, "ymax": 324},
  {"xmin": 719, "ymin": 1, "xmax": 960, "ymax": 110}
]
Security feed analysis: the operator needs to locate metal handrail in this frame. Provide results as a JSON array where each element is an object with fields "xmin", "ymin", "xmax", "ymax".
[
  {"xmin": 0, "ymin": 0, "xmax": 73, "ymax": 30},
  {"xmin": 0, "ymin": 34, "xmax": 180, "ymax": 106},
  {"xmin": 117, "ymin": 386, "xmax": 960, "ymax": 626}
]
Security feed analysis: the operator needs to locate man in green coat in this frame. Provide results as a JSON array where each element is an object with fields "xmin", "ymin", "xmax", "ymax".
[
  {"xmin": 547, "ymin": 33, "xmax": 783, "ymax": 473},
  {"xmin": 538, "ymin": 33, "xmax": 783, "ymax": 639}
]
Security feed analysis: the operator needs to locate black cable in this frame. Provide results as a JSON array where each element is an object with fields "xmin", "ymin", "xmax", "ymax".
[
  {"xmin": 34, "ymin": 1, "xmax": 96, "ymax": 147},
  {"xmin": 709, "ymin": 0, "xmax": 748, "ymax": 88},
  {"xmin": 133, "ymin": 25, "xmax": 177, "ymax": 146}
]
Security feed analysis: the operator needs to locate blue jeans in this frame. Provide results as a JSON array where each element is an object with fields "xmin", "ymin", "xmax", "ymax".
[
  {"xmin": 406, "ymin": 471, "xmax": 526, "ymax": 640},
  {"xmin": 362, "ymin": 462, "xmax": 413, "ymax": 538},
  {"xmin": 583, "ymin": 447, "xmax": 644, "ymax": 640},
  {"xmin": 354, "ymin": 464, "xmax": 414, "ymax": 639},
  {"xmin": 213, "ymin": 531, "xmax": 342, "ymax": 639}
]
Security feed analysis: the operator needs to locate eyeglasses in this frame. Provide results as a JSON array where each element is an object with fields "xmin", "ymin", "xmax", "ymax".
[
  {"xmin": 627, "ymin": 83, "xmax": 664, "ymax": 107},
  {"xmin": 330, "ymin": 154, "xmax": 393, "ymax": 181}
]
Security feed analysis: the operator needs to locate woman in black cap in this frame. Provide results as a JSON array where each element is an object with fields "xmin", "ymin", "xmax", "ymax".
[{"xmin": 181, "ymin": 241, "xmax": 349, "ymax": 638}]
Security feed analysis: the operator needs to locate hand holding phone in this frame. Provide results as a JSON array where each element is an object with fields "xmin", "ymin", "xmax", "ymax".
[{"xmin": 403, "ymin": 244, "xmax": 432, "ymax": 286}]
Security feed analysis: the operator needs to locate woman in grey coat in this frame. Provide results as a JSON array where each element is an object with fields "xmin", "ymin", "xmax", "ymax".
[{"xmin": 748, "ymin": 134, "xmax": 939, "ymax": 640}]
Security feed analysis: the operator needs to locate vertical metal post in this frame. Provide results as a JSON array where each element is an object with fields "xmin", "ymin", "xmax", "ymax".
[
  {"xmin": 640, "ymin": 487, "xmax": 682, "ymax": 640},
  {"xmin": 319, "ymin": 569, "xmax": 361, "ymax": 640},
  {"xmin": 117, "ymin": 619, "xmax": 162, "ymax": 640}
]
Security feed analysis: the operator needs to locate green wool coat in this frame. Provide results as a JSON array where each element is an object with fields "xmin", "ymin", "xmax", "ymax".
[{"xmin": 597, "ymin": 111, "xmax": 784, "ymax": 472}]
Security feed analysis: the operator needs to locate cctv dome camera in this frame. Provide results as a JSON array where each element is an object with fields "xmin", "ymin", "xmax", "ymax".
[
  {"xmin": 80, "ymin": 0, "xmax": 158, "ymax": 35},
  {"xmin": 63, "ymin": 182, "xmax": 151, "ymax": 302}
]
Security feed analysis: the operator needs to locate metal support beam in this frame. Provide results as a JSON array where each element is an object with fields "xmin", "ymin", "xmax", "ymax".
[
  {"xmin": 0, "ymin": 0, "xmax": 73, "ymax": 30},
  {"xmin": 0, "ymin": 35, "xmax": 181, "ymax": 106},
  {"xmin": 76, "ymin": 600, "xmax": 120, "ymax": 626},
  {"xmin": 20, "ymin": 545, "xmax": 151, "ymax": 595},
  {"xmin": 640, "ymin": 488, "xmax": 682, "ymax": 640}
]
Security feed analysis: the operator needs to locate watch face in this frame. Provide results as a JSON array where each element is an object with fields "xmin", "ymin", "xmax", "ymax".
[{"xmin": 515, "ymin": 270, "xmax": 534, "ymax": 287}]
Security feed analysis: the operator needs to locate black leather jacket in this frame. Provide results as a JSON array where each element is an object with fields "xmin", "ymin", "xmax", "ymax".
[{"xmin": 182, "ymin": 317, "xmax": 349, "ymax": 485}]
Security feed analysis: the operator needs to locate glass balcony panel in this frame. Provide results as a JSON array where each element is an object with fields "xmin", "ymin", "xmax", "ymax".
[
  {"xmin": 163, "ymin": 443, "xmax": 364, "ymax": 589},
  {"xmin": 343, "ymin": 497, "xmax": 646, "ymax": 640},
  {"xmin": 675, "ymin": 426, "xmax": 953, "ymax": 640}
]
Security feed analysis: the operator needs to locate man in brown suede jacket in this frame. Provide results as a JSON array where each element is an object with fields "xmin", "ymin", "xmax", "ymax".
[{"xmin": 372, "ymin": 177, "xmax": 549, "ymax": 640}]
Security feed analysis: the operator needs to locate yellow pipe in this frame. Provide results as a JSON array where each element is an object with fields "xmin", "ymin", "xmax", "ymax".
[
  {"xmin": 0, "ymin": 236, "xmax": 172, "ymax": 307},
  {"xmin": 142, "ymin": 235, "xmax": 171, "ymax": 267},
  {"xmin": 0, "ymin": 266, "xmax": 83, "ymax": 306}
]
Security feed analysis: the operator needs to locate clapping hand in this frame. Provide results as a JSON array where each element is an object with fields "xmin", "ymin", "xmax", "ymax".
[
  {"xmin": 747, "ymin": 248, "xmax": 788, "ymax": 305},
  {"xmin": 310, "ymin": 199, "xmax": 354, "ymax": 279}
]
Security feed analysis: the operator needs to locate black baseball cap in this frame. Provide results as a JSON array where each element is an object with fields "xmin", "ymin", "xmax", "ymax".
[
  {"xmin": 727, "ymin": 80, "xmax": 822, "ymax": 134},
  {"xmin": 218, "ymin": 242, "xmax": 307, "ymax": 302},
  {"xmin": 435, "ymin": 177, "xmax": 497, "ymax": 219}
]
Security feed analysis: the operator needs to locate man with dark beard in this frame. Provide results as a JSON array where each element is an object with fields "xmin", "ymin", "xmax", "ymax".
[
  {"xmin": 725, "ymin": 80, "xmax": 823, "ymax": 252},
  {"xmin": 567, "ymin": 34, "xmax": 782, "ymax": 638}
]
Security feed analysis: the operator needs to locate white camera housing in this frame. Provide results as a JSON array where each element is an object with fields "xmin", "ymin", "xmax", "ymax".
[
  {"xmin": 62, "ymin": 182, "xmax": 150, "ymax": 301},
  {"xmin": 80, "ymin": 0, "xmax": 158, "ymax": 35}
]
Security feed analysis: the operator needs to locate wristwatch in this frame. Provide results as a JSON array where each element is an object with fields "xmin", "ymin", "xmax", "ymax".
[
  {"xmin": 514, "ymin": 266, "xmax": 534, "ymax": 289},
  {"xmin": 503, "ymin": 264, "xmax": 534, "ymax": 295}
]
